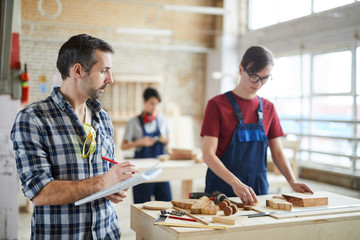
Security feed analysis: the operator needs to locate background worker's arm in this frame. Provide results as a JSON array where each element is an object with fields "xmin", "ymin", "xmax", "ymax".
[
  {"xmin": 202, "ymin": 135, "xmax": 258, "ymax": 205},
  {"xmin": 32, "ymin": 161, "xmax": 138, "ymax": 206},
  {"xmin": 121, "ymin": 137, "xmax": 157, "ymax": 150},
  {"xmin": 269, "ymin": 137, "xmax": 313, "ymax": 193}
]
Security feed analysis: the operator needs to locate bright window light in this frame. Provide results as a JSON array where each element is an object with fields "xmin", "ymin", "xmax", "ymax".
[
  {"xmin": 260, "ymin": 55, "xmax": 301, "ymax": 98},
  {"xmin": 278, "ymin": 0, "xmax": 311, "ymax": 22},
  {"xmin": 248, "ymin": 0, "xmax": 277, "ymax": 30},
  {"xmin": 313, "ymin": 0, "xmax": 355, "ymax": 13},
  {"xmin": 313, "ymin": 51, "xmax": 351, "ymax": 94},
  {"xmin": 248, "ymin": 0, "xmax": 355, "ymax": 30}
]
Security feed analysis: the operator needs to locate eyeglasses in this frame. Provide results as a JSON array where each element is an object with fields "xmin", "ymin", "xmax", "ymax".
[
  {"xmin": 244, "ymin": 67, "xmax": 272, "ymax": 84},
  {"xmin": 82, "ymin": 123, "xmax": 96, "ymax": 158}
]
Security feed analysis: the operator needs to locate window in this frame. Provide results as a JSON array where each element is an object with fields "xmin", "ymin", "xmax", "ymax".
[
  {"xmin": 248, "ymin": 0, "xmax": 277, "ymax": 29},
  {"xmin": 313, "ymin": 0, "xmax": 355, "ymax": 13},
  {"xmin": 278, "ymin": 0, "xmax": 311, "ymax": 22},
  {"xmin": 261, "ymin": 49, "xmax": 359, "ymax": 173},
  {"xmin": 313, "ymin": 51, "xmax": 351, "ymax": 94},
  {"xmin": 248, "ymin": 0, "xmax": 356, "ymax": 30},
  {"xmin": 311, "ymin": 96, "xmax": 353, "ymax": 121},
  {"xmin": 259, "ymin": 55, "xmax": 302, "ymax": 98}
]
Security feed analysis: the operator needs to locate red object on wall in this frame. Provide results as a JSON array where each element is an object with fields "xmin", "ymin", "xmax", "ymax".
[
  {"xmin": 21, "ymin": 85, "xmax": 29, "ymax": 104},
  {"xmin": 21, "ymin": 63, "xmax": 30, "ymax": 104},
  {"xmin": 10, "ymin": 33, "xmax": 20, "ymax": 70}
]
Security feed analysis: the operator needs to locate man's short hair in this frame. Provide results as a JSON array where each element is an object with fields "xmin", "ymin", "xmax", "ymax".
[
  {"xmin": 56, "ymin": 34, "xmax": 114, "ymax": 80},
  {"xmin": 143, "ymin": 87, "xmax": 161, "ymax": 102}
]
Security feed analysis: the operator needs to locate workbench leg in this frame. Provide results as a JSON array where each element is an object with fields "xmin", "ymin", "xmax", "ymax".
[{"xmin": 182, "ymin": 180, "xmax": 193, "ymax": 199}]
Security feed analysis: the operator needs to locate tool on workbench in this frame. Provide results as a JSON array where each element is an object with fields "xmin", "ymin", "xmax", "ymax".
[
  {"xmin": 189, "ymin": 191, "xmax": 227, "ymax": 204},
  {"xmin": 190, "ymin": 191, "xmax": 244, "ymax": 207},
  {"xmin": 157, "ymin": 214, "xmax": 197, "ymax": 222},
  {"xmin": 160, "ymin": 209, "xmax": 185, "ymax": 216},
  {"xmin": 172, "ymin": 206, "xmax": 210, "ymax": 225},
  {"xmin": 154, "ymin": 214, "xmax": 228, "ymax": 230},
  {"xmin": 244, "ymin": 204, "xmax": 360, "ymax": 218}
]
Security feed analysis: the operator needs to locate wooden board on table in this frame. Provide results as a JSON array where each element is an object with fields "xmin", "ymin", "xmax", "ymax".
[
  {"xmin": 282, "ymin": 192, "xmax": 328, "ymax": 207},
  {"xmin": 252, "ymin": 191, "xmax": 360, "ymax": 219},
  {"xmin": 143, "ymin": 201, "xmax": 173, "ymax": 210},
  {"xmin": 171, "ymin": 199, "xmax": 197, "ymax": 209}
]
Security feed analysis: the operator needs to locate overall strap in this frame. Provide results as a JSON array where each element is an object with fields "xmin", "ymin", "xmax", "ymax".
[
  {"xmin": 257, "ymin": 96, "xmax": 263, "ymax": 123},
  {"xmin": 154, "ymin": 117, "xmax": 161, "ymax": 134},
  {"xmin": 225, "ymin": 91, "xmax": 243, "ymax": 124},
  {"xmin": 137, "ymin": 115, "xmax": 147, "ymax": 134}
]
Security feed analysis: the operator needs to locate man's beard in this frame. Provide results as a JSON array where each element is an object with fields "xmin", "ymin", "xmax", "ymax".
[
  {"xmin": 81, "ymin": 75, "xmax": 106, "ymax": 99},
  {"xmin": 89, "ymin": 88, "xmax": 100, "ymax": 99}
]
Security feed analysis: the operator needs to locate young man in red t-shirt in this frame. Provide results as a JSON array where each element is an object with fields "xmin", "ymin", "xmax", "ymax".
[{"xmin": 201, "ymin": 46, "xmax": 313, "ymax": 205}]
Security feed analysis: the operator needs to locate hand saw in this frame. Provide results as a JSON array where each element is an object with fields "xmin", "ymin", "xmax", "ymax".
[{"xmin": 244, "ymin": 204, "xmax": 360, "ymax": 218}]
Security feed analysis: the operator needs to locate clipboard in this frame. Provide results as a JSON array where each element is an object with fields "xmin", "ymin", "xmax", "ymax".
[{"xmin": 74, "ymin": 163, "xmax": 162, "ymax": 206}]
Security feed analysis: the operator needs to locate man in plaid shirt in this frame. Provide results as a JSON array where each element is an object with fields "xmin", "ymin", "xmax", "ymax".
[{"xmin": 11, "ymin": 34, "xmax": 137, "ymax": 239}]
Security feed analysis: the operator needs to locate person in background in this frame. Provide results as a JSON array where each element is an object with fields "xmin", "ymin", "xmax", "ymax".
[
  {"xmin": 11, "ymin": 34, "xmax": 137, "ymax": 239},
  {"xmin": 121, "ymin": 87, "xmax": 172, "ymax": 203},
  {"xmin": 201, "ymin": 46, "xmax": 313, "ymax": 206}
]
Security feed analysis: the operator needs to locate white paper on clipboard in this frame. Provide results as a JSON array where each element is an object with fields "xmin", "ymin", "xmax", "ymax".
[{"xmin": 74, "ymin": 163, "xmax": 162, "ymax": 206}]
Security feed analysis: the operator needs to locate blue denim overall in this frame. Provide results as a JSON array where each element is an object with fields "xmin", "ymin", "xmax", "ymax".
[
  {"xmin": 133, "ymin": 116, "xmax": 172, "ymax": 203},
  {"xmin": 205, "ymin": 91, "xmax": 269, "ymax": 196}
]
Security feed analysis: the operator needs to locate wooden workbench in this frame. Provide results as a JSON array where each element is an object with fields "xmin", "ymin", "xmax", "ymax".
[
  {"xmin": 131, "ymin": 192, "xmax": 360, "ymax": 240},
  {"xmin": 131, "ymin": 158, "xmax": 207, "ymax": 198}
]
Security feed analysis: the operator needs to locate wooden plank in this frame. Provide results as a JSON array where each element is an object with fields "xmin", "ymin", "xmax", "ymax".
[
  {"xmin": 181, "ymin": 180, "xmax": 193, "ymax": 199},
  {"xmin": 119, "ymin": 82, "xmax": 126, "ymax": 117},
  {"xmin": 212, "ymin": 216, "xmax": 247, "ymax": 225},
  {"xmin": 135, "ymin": 82, "xmax": 142, "ymax": 114},
  {"xmin": 282, "ymin": 192, "xmax": 328, "ymax": 207},
  {"xmin": 270, "ymin": 206, "xmax": 360, "ymax": 219},
  {"xmin": 251, "ymin": 191, "xmax": 360, "ymax": 219},
  {"xmin": 112, "ymin": 83, "xmax": 120, "ymax": 116}
]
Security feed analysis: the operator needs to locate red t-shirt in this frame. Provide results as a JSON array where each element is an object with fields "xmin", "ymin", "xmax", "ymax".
[{"xmin": 201, "ymin": 92, "xmax": 284, "ymax": 158}]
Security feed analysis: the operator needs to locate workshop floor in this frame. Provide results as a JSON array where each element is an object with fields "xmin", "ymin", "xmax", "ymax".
[{"xmin": 18, "ymin": 178, "xmax": 360, "ymax": 240}]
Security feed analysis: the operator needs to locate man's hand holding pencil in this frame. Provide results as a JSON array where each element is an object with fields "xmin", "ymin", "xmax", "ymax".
[{"xmin": 100, "ymin": 159, "xmax": 138, "ymax": 203}]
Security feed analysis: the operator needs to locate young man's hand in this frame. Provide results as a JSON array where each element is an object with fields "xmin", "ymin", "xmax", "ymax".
[{"xmin": 138, "ymin": 136, "xmax": 157, "ymax": 146}]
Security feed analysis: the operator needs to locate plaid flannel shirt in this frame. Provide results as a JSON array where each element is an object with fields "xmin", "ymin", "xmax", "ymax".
[{"xmin": 11, "ymin": 86, "xmax": 120, "ymax": 239}]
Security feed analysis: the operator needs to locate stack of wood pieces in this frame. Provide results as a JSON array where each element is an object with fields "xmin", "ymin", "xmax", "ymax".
[
  {"xmin": 266, "ymin": 196, "xmax": 292, "ymax": 211},
  {"xmin": 171, "ymin": 197, "xmax": 217, "ymax": 215},
  {"xmin": 218, "ymin": 199, "xmax": 239, "ymax": 216},
  {"xmin": 219, "ymin": 199, "xmax": 258, "ymax": 214},
  {"xmin": 171, "ymin": 199, "xmax": 197, "ymax": 209},
  {"xmin": 190, "ymin": 196, "xmax": 217, "ymax": 215},
  {"xmin": 169, "ymin": 148, "xmax": 197, "ymax": 160}
]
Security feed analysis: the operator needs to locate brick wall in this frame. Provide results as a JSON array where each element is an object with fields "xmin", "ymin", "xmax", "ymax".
[
  {"xmin": 20, "ymin": 0, "xmax": 219, "ymax": 116},
  {"xmin": 20, "ymin": 0, "xmax": 221, "ymax": 148}
]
